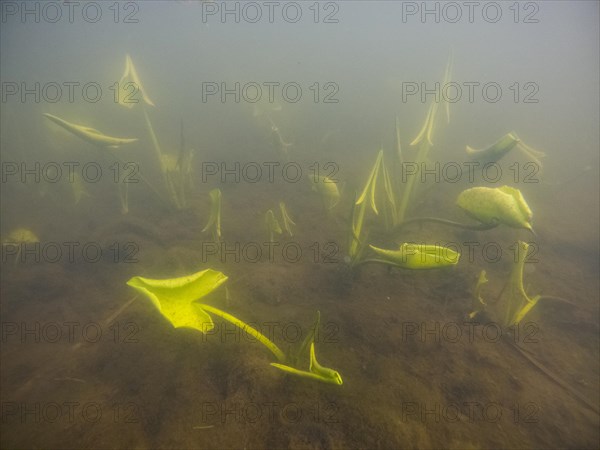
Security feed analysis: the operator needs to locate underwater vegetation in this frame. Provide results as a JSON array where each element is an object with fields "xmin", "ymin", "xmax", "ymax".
[
  {"xmin": 310, "ymin": 175, "xmax": 341, "ymax": 211},
  {"xmin": 126, "ymin": 269, "xmax": 342, "ymax": 385},
  {"xmin": 394, "ymin": 185, "xmax": 535, "ymax": 234},
  {"xmin": 263, "ymin": 202, "xmax": 296, "ymax": 242},
  {"xmin": 365, "ymin": 243, "xmax": 460, "ymax": 270},
  {"xmin": 467, "ymin": 241, "xmax": 542, "ymax": 326},
  {"xmin": 71, "ymin": 173, "xmax": 91, "ymax": 205},
  {"xmin": 466, "ymin": 242, "xmax": 599, "ymax": 415},
  {"xmin": 279, "ymin": 201, "xmax": 296, "ymax": 237},
  {"xmin": 202, "ymin": 188, "xmax": 222, "ymax": 242},
  {"xmin": 117, "ymin": 53, "xmax": 155, "ymax": 109},
  {"xmin": 43, "ymin": 113, "xmax": 139, "ymax": 148},
  {"xmin": 42, "ymin": 55, "xmax": 198, "ymax": 213},
  {"xmin": 466, "ymin": 131, "xmax": 546, "ymax": 167},
  {"xmin": 32, "ymin": 50, "xmax": 587, "ymax": 405},
  {"xmin": 265, "ymin": 209, "xmax": 283, "ymax": 242},
  {"xmin": 456, "ymin": 186, "xmax": 533, "ymax": 232},
  {"xmin": 1, "ymin": 228, "xmax": 39, "ymax": 264}
]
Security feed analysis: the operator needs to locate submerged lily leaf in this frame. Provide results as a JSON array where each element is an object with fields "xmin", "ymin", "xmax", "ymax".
[
  {"xmin": 501, "ymin": 241, "xmax": 542, "ymax": 327},
  {"xmin": 356, "ymin": 150, "xmax": 383, "ymax": 214},
  {"xmin": 202, "ymin": 189, "xmax": 222, "ymax": 241},
  {"xmin": 43, "ymin": 113, "xmax": 138, "ymax": 148},
  {"xmin": 311, "ymin": 176, "xmax": 340, "ymax": 211},
  {"xmin": 456, "ymin": 186, "xmax": 534, "ymax": 231},
  {"xmin": 271, "ymin": 342, "xmax": 343, "ymax": 385},
  {"xmin": 279, "ymin": 201, "xmax": 296, "ymax": 236},
  {"xmin": 368, "ymin": 243, "xmax": 460, "ymax": 269},
  {"xmin": 410, "ymin": 101, "xmax": 438, "ymax": 146},
  {"xmin": 466, "ymin": 132, "xmax": 521, "ymax": 164},
  {"xmin": 467, "ymin": 132, "xmax": 546, "ymax": 167},
  {"xmin": 348, "ymin": 191, "xmax": 368, "ymax": 264},
  {"xmin": 118, "ymin": 54, "xmax": 155, "ymax": 108},
  {"xmin": 2, "ymin": 228, "xmax": 39, "ymax": 245},
  {"xmin": 126, "ymin": 269, "xmax": 228, "ymax": 332},
  {"xmin": 2, "ymin": 228, "xmax": 40, "ymax": 264},
  {"xmin": 468, "ymin": 270, "xmax": 488, "ymax": 319}
]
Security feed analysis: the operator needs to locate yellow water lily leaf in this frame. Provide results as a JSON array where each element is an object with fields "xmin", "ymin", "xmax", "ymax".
[
  {"xmin": 311, "ymin": 175, "xmax": 340, "ymax": 211},
  {"xmin": 44, "ymin": 113, "xmax": 138, "ymax": 148},
  {"xmin": 369, "ymin": 243, "xmax": 460, "ymax": 269},
  {"xmin": 126, "ymin": 269, "xmax": 228, "ymax": 332},
  {"xmin": 456, "ymin": 186, "xmax": 533, "ymax": 231},
  {"xmin": 118, "ymin": 54, "xmax": 155, "ymax": 108},
  {"xmin": 501, "ymin": 241, "xmax": 542, "ymax": 327},
  {"xmin": 271, "ymin": 342, "xmax": 343, "ymax": 385},
  {"xmin": 466, "ymin": 132, "xmax": 520, "ymax": 163},
  {"xmin": 355, "ymin": 150, "xmax": 383, "ymax": 214},
  {"xmin": 2, "ymin": 228, "xmax": 39, "ymax": 244}
]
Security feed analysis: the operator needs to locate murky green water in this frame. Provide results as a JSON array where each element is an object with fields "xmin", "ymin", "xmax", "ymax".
[{"xmin": 1, "ymin": 1, "xmax": 598, "ymax": 449}]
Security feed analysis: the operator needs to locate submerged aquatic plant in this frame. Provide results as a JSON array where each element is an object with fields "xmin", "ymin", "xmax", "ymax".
[
  {"xmin": 466, "ymin": 132, "xmax": 546, "ymax": 167},
  {"xmin": 202, "ymin": 188, "xmax": 222, "ymax": 242},
  {"xmin": 269, "ymin": 118, "xmax": 293, "ymax": 159},
  {"xmin": 126, "ymin": 270, "xmax": 343, "ymax": 383},
  {"xmin": 117, "ymin": 53, "xmax": 155, "ymax": 108},
  {"xmin": 279, "ymin": 201, "xmax": 296, "ymax": 237},
  {"xmin": 348, "ymin": 149, "xmax": 401, "ymax": 265},
  {"xmin": 271, "ymin": 342, "xmax": 343, "ymax": 385},
  {"xmin": 126, "ymin": 269, "xmax": 228, "ymax": 333},
  {"xmin": 2, "ymin": 228, "xmax": 39, "ymax": 264},
  {"xmin": 44, "ymin": 112, "xmax": 141, "ymax": 214},
  {"xmin": 158, "ymin": 124, "xmax": 195, "ymax": 209},
  {"xmin": 126, "ymin": 269, "xmax": 285, "ymax": 361},
  {"xmin": 265, "ymin": 209, "xmax": 283, "ymax": 242},
  {"xmin": 43, "ymin": 113, "xmax": 138, "ymax": 148},
  {"xmin": 396, "ymin": 185, "xmax": 535, "ymax": 233},
  {"xmin": 499, "ymin": 241, "xmax": 542, "ymax": 327},
  {"xmin": 71, "ymin": 173, "xmax": 91, "ymax": 205},
  {"xmin": 348, "ymin": 191, "xmax": 369, "ymax": 266},
  {"xmin": 310, "ymin": 175, "xmax": 340, "ymax": 211},
  {"xmin": 356, "ymin": 149, "xmax": 384, "ymax": 215},
  {"xmin": 117, "ymin": 54, "xmax": 191, "ymax": 210},
  {"xmin": 270, "ymin": 311, "xmax": 343, "ymax": 385},
  {"xmin": 364, "ymin": 243, "xmax": 460, "ymax": 269},
  {"xmin": 467, "ymin": 270, "xmax": 488, "ymax": 319},
  {"xmin": 396, "ymin": 52, "xmax": 453, "ymax": 224},
  {"xmin": 456, "ymin": 186, "xmax": 533, "ymax": 231},
  {"xmin": 469, "ymin": 242, "xmax": 544, "ymax": 327}
]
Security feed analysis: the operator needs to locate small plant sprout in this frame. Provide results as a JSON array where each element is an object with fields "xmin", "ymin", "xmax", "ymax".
[
  {"xmin": 468, "ymin": 270, "xmax": 488, "ymax": 320},
  {"xmin": 265, "ymin": 209, "xmax": 283, "ymax": 242},
  {"xmin": 202, "ymin": 189, "xmax": 222, "ymax": 242},
  {"xmin": 279, "ymin": 201, "xmax": 296, "ymax": 236},
  {"xmin": 270, "ymin": 311, "xmax": 343, "ymax": 385}
]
